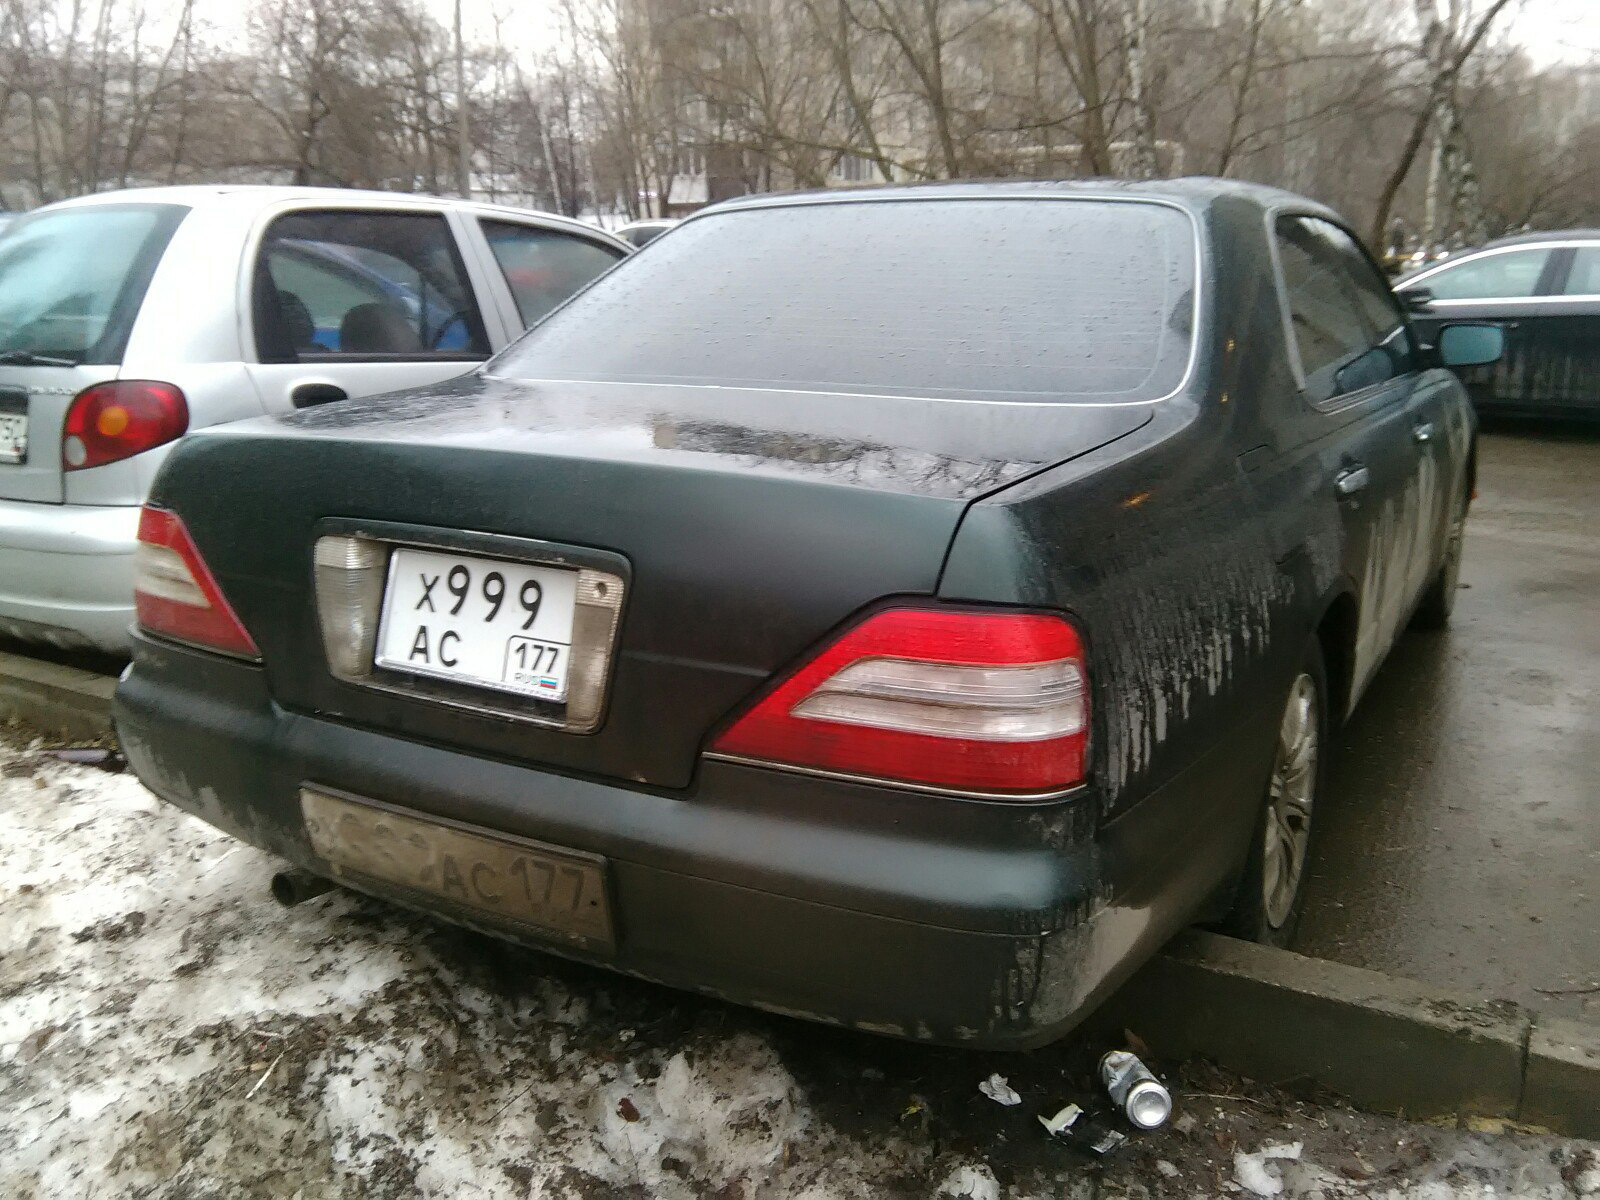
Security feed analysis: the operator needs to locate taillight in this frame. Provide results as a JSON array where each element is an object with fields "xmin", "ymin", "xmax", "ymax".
[
  {"xmin": 709, "ymin": 606, "xmax": 1089, "ymax": 796},
  {"xmin": 133, "ymin": 507, "xmax": 260, "ymax": 659},
  {"xmin": 63, "ymin": 381, "xmax": 187, "ymax": 471}
]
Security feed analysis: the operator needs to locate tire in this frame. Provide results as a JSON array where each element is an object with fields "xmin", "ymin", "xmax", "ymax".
[
  {"xmin": 1223, "ymin": 639, "xmax": 1328, "ymax": 948},
  {"xmin": 1412, "ymin": 489, "xmax": 1468, "ymax": 630}
]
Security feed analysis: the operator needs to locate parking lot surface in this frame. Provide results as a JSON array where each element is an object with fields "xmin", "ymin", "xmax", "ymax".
[{"xmin": 1299, "ymin": 427, "xmax": 1600, "ymax": 1021}]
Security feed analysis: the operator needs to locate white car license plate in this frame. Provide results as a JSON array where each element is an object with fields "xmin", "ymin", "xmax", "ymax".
[
  {"xmin": 374, "ymin": 547, "xmax": 579, "ymax": 703},
  {"xmin": 0, "ymin": 411, "xmax": 25, "ymax": 465}
]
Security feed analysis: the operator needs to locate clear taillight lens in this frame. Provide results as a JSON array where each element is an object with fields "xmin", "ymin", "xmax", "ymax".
[
  {"xmin": 134, "ymin": 507, "xmax": 259, "ymax": 659},
  {"xmin": 313, "ymin": 535, "xmax": 388, "ymax": 679},
  {"xmin": 793, "ymin": 657, "xmax": 1085, "ymax": 740},
  {"xmin": 709, "ymin": 606, "xmax": 1089, "ymax": 796}
]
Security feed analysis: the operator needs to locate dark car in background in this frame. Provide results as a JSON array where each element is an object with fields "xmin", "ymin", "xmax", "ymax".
[
  {"xmin": 613, "ymin": 219, "xmax": 678, "ymax": 248},
  {"xmin": 1396, "ymin": 230, "xmax": 1600, "ymax": 422},
  {"xmin": 115, "ymin": 181, "xmax": 1499, "ymax": 1048}
]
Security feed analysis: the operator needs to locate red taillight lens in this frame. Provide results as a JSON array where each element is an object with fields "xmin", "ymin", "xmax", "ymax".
[
  {"xmin": 710, "ymin": 606, "xmax": 1089, "ymax": 796},
  {"xmin": 133, "ymin": 507, "xmax": 260, "ymax": 659},
  {"xmin": 63, "ymin": 381, "xmax": 187, "ymax": 472}
]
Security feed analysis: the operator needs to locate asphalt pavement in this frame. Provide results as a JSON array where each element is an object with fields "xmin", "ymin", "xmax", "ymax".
[{"xmin": 1297, "ymin": 425, "xmax": 1600, "ymax": 1022}]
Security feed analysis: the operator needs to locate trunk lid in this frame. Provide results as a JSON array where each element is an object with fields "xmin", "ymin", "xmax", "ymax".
[{"xmin": 153, "ymin": 375, "xmax": 1149, "ymax": 788}]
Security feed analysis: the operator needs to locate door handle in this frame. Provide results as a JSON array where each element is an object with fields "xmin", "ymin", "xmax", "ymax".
[
  {"xmin": 1413, "ymin": 421, "xmax": 1435, "ymax": 444},
  {"xmin": 1335, "ymin": 466, "xmax": 1370, "ymax": 498},
  {"xmin": 291, "ymin": 382, "xmax": 348, "ymax": 409}
]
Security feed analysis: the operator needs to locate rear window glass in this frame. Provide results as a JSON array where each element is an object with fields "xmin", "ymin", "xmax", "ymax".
[
  {"xmin": 0, "ymin": 203, "xmax": 187, "ymax": 364},
  {"xmin": 490, "ymin": 199, "xmax": 1197, "ymax": 402}
]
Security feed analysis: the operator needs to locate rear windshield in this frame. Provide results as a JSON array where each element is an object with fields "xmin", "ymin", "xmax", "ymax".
[
  {"xmin": 490, "ymin": 198, "xmax": 1197, "ymax": 402},
  {"xmin": 0, "ymin": 203, "xmax": 187, "ymax": 364}
]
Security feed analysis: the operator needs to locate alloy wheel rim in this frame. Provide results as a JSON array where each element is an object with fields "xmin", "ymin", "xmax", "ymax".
[{"xmin": 1263, "ymin": 672, "xmax": 1317, "ymax": 929}]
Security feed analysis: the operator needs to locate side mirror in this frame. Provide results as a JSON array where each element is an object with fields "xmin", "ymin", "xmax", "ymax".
[
  {"xmin": 1334, "ymin": 346, "xmax": 1392, "ymax": 396},
  {"xmin": 1438, "ymin": 322, "xmax": 1505, "ymax": 368},
  {"xmin": 1399, "ymin": 286, "xmax": 1434, "ymax": 313}
]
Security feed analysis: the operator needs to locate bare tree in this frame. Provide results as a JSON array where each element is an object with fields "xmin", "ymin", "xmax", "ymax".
[{"xmin": 1367, "ymin": 0, "xmax": 1515, "ymax": 247}]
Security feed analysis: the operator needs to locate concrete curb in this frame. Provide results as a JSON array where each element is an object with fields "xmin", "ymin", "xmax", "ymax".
[
  {"xmin": 1113, "ymin": 931, "xmax": 1599, "ymax": 1139},
  {"xmin": 0, "ymin": 650, "xmax": 118, "ymax": 743},
  {"xmin": 0, "ymin": 652, "xmax": 1594, "ymax": 1137}
]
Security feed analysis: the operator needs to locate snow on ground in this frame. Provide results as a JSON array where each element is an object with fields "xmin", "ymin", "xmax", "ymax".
[{"xmin": 1, "ymin": 734, "xmax": 1596, "ymax": 1198}]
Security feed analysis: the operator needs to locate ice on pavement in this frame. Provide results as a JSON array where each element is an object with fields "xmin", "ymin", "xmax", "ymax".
[{"xmin": 2, "ymin": 740, "xmax": 1596, "ymax": 1198}]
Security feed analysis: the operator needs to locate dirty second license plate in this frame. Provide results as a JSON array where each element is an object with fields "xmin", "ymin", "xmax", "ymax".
[
  {"xmin": 301, "ymin": 787, "xmax": 613, "ymax": 950},
  {"xmin": 374, "ymin": 546, "xmax": 578, "ymax": 703}
]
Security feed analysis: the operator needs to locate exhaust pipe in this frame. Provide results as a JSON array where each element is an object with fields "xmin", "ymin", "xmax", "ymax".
[{"xmin": 270, "ymin": 868, "xmax": 334, "ymax": 908}]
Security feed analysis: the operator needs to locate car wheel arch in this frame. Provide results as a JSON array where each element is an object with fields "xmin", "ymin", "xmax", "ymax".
[{"xmin": 1313, "ymin": 589, "xmax": 1360, "ymax": 726}]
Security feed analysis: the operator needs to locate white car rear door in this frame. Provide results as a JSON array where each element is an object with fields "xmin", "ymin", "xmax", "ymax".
[{"xmin": 242, "ymin": 203, "xmax": 493, "ymax": 413}]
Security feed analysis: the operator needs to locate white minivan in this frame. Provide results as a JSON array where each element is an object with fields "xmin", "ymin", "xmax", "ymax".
[{"xmin": 0, "ymin": 186, "xmax": 629, "ymax": 652}]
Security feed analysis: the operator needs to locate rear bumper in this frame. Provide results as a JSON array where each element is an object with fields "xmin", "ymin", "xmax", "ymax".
[
  {"xmin": 115, "ymin": 633, "xmax": 1253, "ymax": 1048},
  {"xmin": 0, "ymin": 499, "xmax": 138, "ymax": 652}
]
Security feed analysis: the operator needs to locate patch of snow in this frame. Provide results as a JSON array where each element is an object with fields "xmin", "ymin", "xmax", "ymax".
[
  {"xmin": 937, "ymin": 1161, "xmax": 1000, "ymax": 1200},
  {"xmin": 1235, "ymin": 1148, "xmax": 1288, "ymax": 1196}
]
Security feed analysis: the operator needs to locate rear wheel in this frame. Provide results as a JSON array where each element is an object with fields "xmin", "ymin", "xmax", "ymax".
[
  {"xmin": 1413, "ymin": 492, "xmax": 1467, "ymax": 630},
  {"xmin": 1225, "ymin": 642, "xmax": 1327, "ymax": 947}
]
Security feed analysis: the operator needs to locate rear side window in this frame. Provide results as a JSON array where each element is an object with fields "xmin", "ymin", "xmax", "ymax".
[
  {"xmin": 0, "ymin": 203, "xmax": 187, "ymax": 364},
  {"xmin": 1424, "ymin": 247, "xmax": 1551, "ymax": 300},
  {"xmin": 253, "ymin": 210, "xmax": 489, "ymax": 363},
  {"xmin": 491, "ymin": 199, "xmax": 1198, "ymax": 402},
  {"xmin": 480, "ymin": 220, "xmax": 624, "ymax": 328},
  {"xmin": 1561, "ymin": 246, "xmax": 1600, "ymax": 297}
]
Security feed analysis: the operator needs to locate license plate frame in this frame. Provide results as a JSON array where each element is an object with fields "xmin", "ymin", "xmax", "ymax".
[
  {"xmin": 373, "ymin": 546, "xmax": 580, "ymax": 704},
  {"xmin": 301, "ymin": 785, "xmax": 614, "ymax": 952}
]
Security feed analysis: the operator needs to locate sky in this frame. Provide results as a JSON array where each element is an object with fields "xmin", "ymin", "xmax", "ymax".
[
  {"xmin": 1511, "ymin": 0, "xmax": 1600, "ymax": 68},
  {"xmin": 190, "ymin": 0, "xmax": 1600, "ymax": 66}
]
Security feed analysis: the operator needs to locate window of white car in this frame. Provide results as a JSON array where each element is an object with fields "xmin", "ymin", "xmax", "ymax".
[
  {"xmin": 479, "ymin": 220, "xmax": 626, "ymax": 328},
  {"xmin": 0, "ymin": 203, "xmax": 188, "ymax": 364},
  {"xmin": 252, "ymin": 210, "xmax": 489, "ymax": 363}
]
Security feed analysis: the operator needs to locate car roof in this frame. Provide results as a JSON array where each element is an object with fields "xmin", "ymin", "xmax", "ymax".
[
  {"xmin": 700, "ymin": 176, "xmax": 1343, "ymax": 224},
  {"xmin": 27, "ymin": 184, "xmax": 625, "ymax": 247},
  {"xmin": 1480, "ymin": 229, "xmax": 1600, "ymax": 249}
]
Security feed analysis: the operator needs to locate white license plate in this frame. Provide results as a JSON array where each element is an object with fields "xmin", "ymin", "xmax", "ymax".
[
  {"xmin": 374, "ymin": 547, "xmax": 579, "ymax": 703},
  {"xmin": 0, "ymin": 412, "xmax": 25, "ymax": 464}
]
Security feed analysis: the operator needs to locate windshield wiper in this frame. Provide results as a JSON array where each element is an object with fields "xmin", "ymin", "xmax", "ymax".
[{"xmin": 0, "ymin": 349, "xmax": 79, "ymax": 367}]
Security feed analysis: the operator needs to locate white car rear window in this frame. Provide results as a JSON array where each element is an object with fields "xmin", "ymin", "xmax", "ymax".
[{"xmin": 0, "ymin": 203, "xmax": 187, "ymax": 365}]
